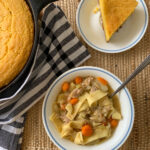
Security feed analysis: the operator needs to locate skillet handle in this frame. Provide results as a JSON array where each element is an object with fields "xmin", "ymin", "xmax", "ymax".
[{"xmin": 29, "ymin": 0, "xmax": 58, "ymax": 18}]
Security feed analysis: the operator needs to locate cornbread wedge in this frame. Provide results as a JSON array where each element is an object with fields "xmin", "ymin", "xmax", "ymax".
[{"xmin": 99, "ymin": 0, "xmax": 138, "ymax": 42}]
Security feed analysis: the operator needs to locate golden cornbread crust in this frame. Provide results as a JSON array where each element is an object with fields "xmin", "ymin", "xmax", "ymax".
[
  {"xmin": 0, "ymin": 0, "xmax": 34, "ymax": 88},
  {"xmin": 99, "ymin": 0, "xmax": 138, "ymax": 41}
]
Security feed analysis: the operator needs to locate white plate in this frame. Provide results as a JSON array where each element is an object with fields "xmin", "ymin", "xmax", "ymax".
[
  {"xmin": 76, "ymin": 0, "xmax": 149, "ymax": 53},
  {"xmin": 42, "ymin": 66, "xmax": 134, "ymax": 150}
]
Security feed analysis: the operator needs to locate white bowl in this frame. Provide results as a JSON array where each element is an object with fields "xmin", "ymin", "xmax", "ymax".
[
  {"xmin": 42, "ymin": 66, "xmax": 134, "ymax": 150},
  {"xmin": 76, "ymin": 0, "xmax": 149, "ymax": 53}
]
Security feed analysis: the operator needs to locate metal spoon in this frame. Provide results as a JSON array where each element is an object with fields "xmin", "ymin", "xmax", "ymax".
[{"xmin": 109, "ymin": 55, "xmax": 150, "ymax": 98}]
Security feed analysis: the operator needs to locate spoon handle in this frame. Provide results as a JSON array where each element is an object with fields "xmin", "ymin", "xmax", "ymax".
[{"xmin": 109, "ymin": 55, "xmax": 150, "ymax": 98}]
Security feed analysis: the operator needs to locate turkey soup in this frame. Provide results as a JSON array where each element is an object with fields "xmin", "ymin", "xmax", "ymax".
[{"xmin": 50, "ymin": 76, "xmax": 122, "ymax": 145}]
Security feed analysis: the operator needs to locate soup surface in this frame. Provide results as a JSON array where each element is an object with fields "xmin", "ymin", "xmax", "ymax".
[{"xmin": 50, "ymin": 76, "xmax": 122, "ymax": 145}]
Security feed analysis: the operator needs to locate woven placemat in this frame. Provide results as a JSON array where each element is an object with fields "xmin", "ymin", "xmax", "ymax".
[{"xmin": 21, "ymin": 0, "xmax": 150, "ymax": 150}]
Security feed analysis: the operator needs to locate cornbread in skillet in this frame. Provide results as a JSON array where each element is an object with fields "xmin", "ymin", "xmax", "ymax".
[
  {"xmin": 99, "ymin": 0, "xmax": 138, "ymax": 42},
  {"xmin": 0, "ymin": 0, "xmax": 34, "ymax": 88}
]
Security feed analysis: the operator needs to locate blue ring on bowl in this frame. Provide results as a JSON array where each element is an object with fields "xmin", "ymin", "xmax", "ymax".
[
  {"xmin": 43, "ymin": 67, "xmax": 134, "ymax": 150},
  {"xmin": 76, "ymin": 0, "xmax": 148, "ymax": 53}
]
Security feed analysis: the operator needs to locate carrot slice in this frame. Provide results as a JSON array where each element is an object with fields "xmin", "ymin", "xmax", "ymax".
[
  {"xmin": 69, "ymin": 98, "xmax": 78, "ymax": 105},
  {"xmin": 82, "ymin": 124, "xmax": 93, "ymax": 136},
  {"xmin": 110, "ymin": 119, "xmax": 118, "ymax": 128},
  {"xmin": 97, "ymin": 77, "xmax": 108, "ymax": 85},
  {"xmin": 60, "ymin": 104, "xmax": 66, "ymax": 111},
  {"xmin": 74, "ymin": 76, "xmax": 82, "ymax": 84},
  {"xmin": 62, "ymin": 82, "xmax": 69, "ymax": 92}
]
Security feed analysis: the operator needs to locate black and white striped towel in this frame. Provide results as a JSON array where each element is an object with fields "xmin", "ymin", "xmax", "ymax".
[{"xmin": 0, "ymin": 4, "xmax": 90, "ymax": 150}]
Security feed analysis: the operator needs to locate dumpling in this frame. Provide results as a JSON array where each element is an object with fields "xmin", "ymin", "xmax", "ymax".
[
  {"xmin": 99, "ymin": 96, "xmax": 113, "ymax": 106},
  {"xmin": 50, "ymin": 113, "xmax": 63, "ymax": 132},
  {"xmin": 67, "ymin": 94, "xmax": 87, "ymax": 120},
  {"xmin": 84, "ymin": 125, "xmax": 111, "ymax": 144},
  {"xmin": 66, "ymin": 103, "xmax": 73, "ymax": 118},
  {"xmin": 70, "ymin": 120, "xmax": 85, "ymax": 129},
  {"xmin": 79, "ymin": 100, "xmax": 89, "ymax": 112},
  {"xmin": 61, "ymin": 122, "xmax": 73, "ymax": 138},
  {"xmin": 111, "ymin": 109, "xmax": 122, "ymax": 120},
  {"xmin": 86, "ymin": 90, "xmax": 107, "ymax": 106},
  {"xmin": 74, "ymin": 132, "xmax": 84, "ymax": 145}
]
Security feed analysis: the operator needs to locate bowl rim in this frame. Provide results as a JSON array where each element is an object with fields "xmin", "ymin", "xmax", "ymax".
[
  {"xmin": 76, "ymin": 0, "xmax": 149, "ymax": 53},
  {"xmin": 42, "ymin": 66, "xmax": 135, "ymax": 150}
]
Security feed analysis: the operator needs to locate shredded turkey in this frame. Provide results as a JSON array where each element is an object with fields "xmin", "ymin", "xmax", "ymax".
[
  {"xmin": 60, "ymin": 112, "xmax": 70, "ymax": 123},
  {"xmin": 90, "ymin": 83, "xmax": 99, "ymax": 93},
  {"xmin": 67, "ymin": 87, "xmax": 84, "ymax": 100},
  {"xmin": 102, "ymin": 105, "xmax": 112, "ymax": 117},
  {"xmin": 90, "ymin": 107, "xmax": 105, "ymax": 123},
  {"xmin": 81, "ymin": 76, "xmax": 94, "ymax": 87}
]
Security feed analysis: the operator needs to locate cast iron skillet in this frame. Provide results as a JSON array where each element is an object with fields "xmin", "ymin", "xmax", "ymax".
[{"xmin": 0, "ymin": 0, "xmax": 57, "ymax": 100}]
